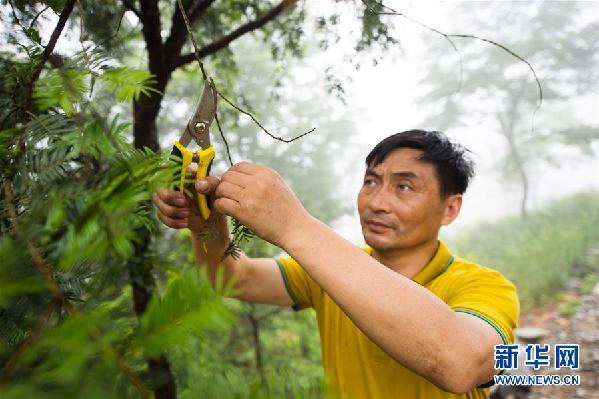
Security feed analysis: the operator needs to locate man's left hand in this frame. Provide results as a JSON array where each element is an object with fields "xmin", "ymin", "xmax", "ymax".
[{"xmin": 213, "ymin": 162, "xmax": 310, "ymax": 248}]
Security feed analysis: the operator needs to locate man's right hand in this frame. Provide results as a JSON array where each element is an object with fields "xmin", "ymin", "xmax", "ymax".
[{"xmin": 153, "ymin": 169, "xmax": 223, "ymax": 233}]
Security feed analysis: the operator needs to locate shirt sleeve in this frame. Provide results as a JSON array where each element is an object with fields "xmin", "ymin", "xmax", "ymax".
[
  {"xmin": 275, "ymin": 255, "xmax": 321, "ymax": 311},
  {"xmin": 447, "ymin": 264, "xmax": 520, "ymax": 344}
]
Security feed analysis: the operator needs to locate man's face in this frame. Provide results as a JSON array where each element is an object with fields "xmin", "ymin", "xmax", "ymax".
[{"xmin": 357, "ymin": 148, "xmax": 460, "ymax": 252}]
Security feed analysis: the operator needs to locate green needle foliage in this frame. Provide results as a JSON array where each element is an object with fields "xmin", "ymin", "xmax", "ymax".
[
  {"xmin": 0, "ymin": 39, "xmax": 237, "ymax": 397},
  {"xmin": 225, "ymin": 218, "xmax": 256, "ymax": 260}
]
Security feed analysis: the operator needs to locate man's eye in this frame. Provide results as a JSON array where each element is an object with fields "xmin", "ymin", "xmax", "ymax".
[
  {"xmin": 363, "ymin": 179, "xmax": 375, "ymax": 186},
  {"xmin": 398, "ymin": 184, "xmax": 412, "ymax": 191}
]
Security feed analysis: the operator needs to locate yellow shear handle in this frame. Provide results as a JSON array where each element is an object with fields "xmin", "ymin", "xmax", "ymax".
[
  {"xmin": 173, "ymin": 141, "xmax": 216, "ymax": 220},
  {"xmin": 195, "ymin": 145, "xmax": 215, "ymax": 220}
]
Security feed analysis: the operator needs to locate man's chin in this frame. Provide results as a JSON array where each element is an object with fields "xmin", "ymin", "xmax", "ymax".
[{"xmin": 363, "ymin": 231, "xmax": 398, "ymax": 252}]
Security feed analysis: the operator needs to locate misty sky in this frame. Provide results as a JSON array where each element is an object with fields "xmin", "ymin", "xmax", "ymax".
[
  {"xmin": 2, "ymin": 1, "xmax": 597, "ymax": 244},
  {"xmin": 294, "ymin": 1, "xmax": 599, "ymax": 242}
]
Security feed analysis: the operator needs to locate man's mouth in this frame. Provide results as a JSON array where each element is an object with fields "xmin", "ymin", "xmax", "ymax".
[{"xmin": 365, "ymin": 219, "xmax": 392, "ymax": 233}]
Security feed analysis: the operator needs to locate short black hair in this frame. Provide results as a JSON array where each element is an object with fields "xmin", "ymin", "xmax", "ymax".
[{"xmin": 365, "ymin": 130, "xmax": 475, "ymax": 198}]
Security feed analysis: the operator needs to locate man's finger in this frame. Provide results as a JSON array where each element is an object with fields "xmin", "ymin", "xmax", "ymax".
[
  {"xmin": 220, "ymin": 170, "xmax": 250, "ymax": 189},
  {"xmin": 215, "ymin": 181, "xmax": 244, "ymax": 201},
  {"xmin": 156, "ymin": 208, "xmax": 188, "ymax": 229},
  {"xmin": 156, "ymin": 188, "xmax": 187, "ymax": 207},
  {"xmin": 186, "ymin": 164, "xmax": 198, "ymax": 176},
  {"xmin": 195, "ymin": 175, "xmax": 221, "ymax": 194},
  {"xmin": 229, "ymin": 161, "xmax": 261, "ymax": 175},
  {"xmin": 213, "ymin": 197, "xmax": 241, "ymax": 218},
  {"xmin": 153, "ymin": 194, "xmax": 189, "ymax": 219}
]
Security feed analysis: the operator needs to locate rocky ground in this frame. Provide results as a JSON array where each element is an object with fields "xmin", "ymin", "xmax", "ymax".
[
  {"xmin": 498, "ymin": 281, "xmax": 599, "ymax": 399},
  {"xmin": 527, "ymin": 281, "xmax": 599, "ymax": 399}
]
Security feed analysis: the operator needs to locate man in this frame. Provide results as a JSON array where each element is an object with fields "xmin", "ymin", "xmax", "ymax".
[{"xmin": 153, "ymin": 129, "xmax": 519, "ymax": 399}]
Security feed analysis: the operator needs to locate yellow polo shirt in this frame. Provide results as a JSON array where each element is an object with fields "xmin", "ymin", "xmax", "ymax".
[{"xmin": 275, "ymin": 241, "xmax": 519, "ymax": 399}]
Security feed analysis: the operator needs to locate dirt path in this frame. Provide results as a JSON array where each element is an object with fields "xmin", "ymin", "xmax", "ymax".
[{"xmin": 522, "ymin": 282, "xmax": 599, "ymax": 399}]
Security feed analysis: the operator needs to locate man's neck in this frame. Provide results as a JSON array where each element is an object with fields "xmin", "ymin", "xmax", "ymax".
[{"xmin": 371, "ymin": 239, "xmax": 439, "ymax": 279}]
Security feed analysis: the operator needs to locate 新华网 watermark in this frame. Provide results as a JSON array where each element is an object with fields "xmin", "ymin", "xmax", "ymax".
[{"xmin": 494, "ymin": 343, "xmax": 581, "ymax": 386}]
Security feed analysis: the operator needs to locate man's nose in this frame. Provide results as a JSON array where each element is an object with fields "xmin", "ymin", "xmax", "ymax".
[{"xmin": 368, "ymin": 186, "xmax": 393, "ymax": 213}]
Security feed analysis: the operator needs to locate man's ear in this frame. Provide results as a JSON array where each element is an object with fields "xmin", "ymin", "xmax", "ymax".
[{"xmin": 441, "ymin": 194, "xmax": 462, "ymax": 226}]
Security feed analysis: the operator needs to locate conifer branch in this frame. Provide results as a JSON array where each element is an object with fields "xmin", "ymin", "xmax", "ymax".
[
  {"xmin": 0, "ymin": 303, "xmax": 54, "ymax": 384},
  {"xmin": 3, "ymin": 180, "xmax": 69, "ymax": 306},
  {"xmin": 2, "ymin": 179, "xmax": 149, "ymax": 396}
]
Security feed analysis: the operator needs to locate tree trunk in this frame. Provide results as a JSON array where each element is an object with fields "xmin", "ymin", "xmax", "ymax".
[
  {"xmin": 127, "ymin": 230, "xmax": 177, "ymax": 399},
  {"xmin": 499, "ymin": 90, "xmax": 529, "ymax": 219},
  {"xmin": 517, "ymin": 162, "xmax": 529, "ymax": 218},
  {"xmin": 247, "ymin": 306, "xmax": 267, "ymax": 389},
  {"xmin": 133, "ymin": 93, "xmax": 163, "ymax": 152},
  {"xmin": 503, "ymin": 130, "xmax": 529, "ymax": 219},
  {"xmin": 125, "ymin": 2, "xmax": 300, "ymax": 396}
]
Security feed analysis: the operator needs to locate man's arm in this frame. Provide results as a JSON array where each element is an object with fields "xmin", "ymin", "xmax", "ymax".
[
  {"xmin": 282, "ymin": 218, "xmax": 502, "ymax": 393},
  {"xmin": 213, "ymin": 162, "xmax": 505, "ymax": 394},
  {"xmin": 153, "ymin": 175, "xmax": 293, "ymax": 307},
  {"xmin": 191, "ymin": 232, "xmax": 294, "ymax": 306}
]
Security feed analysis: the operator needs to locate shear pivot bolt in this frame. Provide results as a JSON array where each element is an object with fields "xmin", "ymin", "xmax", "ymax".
[{"xmin": 194, "ymin": 122, "xmax": 206, "ymax": 134}]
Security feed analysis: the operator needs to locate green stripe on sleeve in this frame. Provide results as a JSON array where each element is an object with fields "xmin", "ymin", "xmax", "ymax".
[
  {"xmin": 275, "ymin": 258, "xmax": 303, "ymax": 311},
  {"xmin": 454, "ymin": 308, "xmax": 510, "ymax": 345}
]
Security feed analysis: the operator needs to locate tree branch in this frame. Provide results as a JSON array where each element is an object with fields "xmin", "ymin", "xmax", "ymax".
[
  {"xmin": 25, "ymin": 0, "xmax": 76, "ymax": 112},
  {"xmin": 171, "ymin": 0, "xmax": 298, "ymax": 70},
  {"xmin": 29, "ymin": 5, "xmax": 50, "ymax": 29},
  {"xmin": 2, "ymin": 180, "xmax": 69, "ymax": 307},
  {"xmin": 122, "ymin": 0, "xmax": 141, "ymax": 20},
  {"xmin": 163, "ymin": 0, "xmax": 216, "ymax": 61}
]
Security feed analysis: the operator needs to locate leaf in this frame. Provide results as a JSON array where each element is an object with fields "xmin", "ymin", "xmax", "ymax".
[
  {"xmin": 45, "ymin": 198, "xmax": 66, "ymax": 233},
  {"xmin": 33, "ymin": 69, "xmax": 88, "ymax": 117},
  {"xmin": 135, "ymin": 268, "xmax": 234, "ymax": 357},
  {"xmin": 41, "ymin": 0, "xmax": 66, "ymax": 12},
  {"xmin": 22, "ymin": 27, "xmax": 41, "ymax": 45},
  {"xmin": 99, "ymin": 67, "xmax": 161, "ymax": 102}
]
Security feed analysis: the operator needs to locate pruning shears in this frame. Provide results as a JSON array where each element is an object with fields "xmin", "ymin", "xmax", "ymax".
[{"xmin": 171, "ymin": 78, "xmax": 217, "ymax": 220}]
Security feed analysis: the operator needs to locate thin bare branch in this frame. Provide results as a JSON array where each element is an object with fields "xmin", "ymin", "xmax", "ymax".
[
  {"xmin": 30, "ymin": 5, "xmax": 51, "ymax": 29},
  {"xmin": 7, "ymin": 0, "xmax": 27, "ymax": 33},
  {"xmin": 361, "ymin": 0, "xmax": 463, "ymax": 94},
  {"xmin": 446, "ymin": 33, "xmax": 543, "ymax": 131},
  {"xmin": 217, "ymin": 90, "xmax": 315, "ymax": 143},
  {"xmin": 214, "ymin": 113, "xmax": 233, "ymax": 166},
  {"xmin": 176, "ymin": 0, "xmax": 208, "ymax": 80},
  {"xmin": 66, "ymin": 6, "xmax": 126, "ymax": 61},
  {"xmin": 76, "ymin": 0, "xmax": 86, "ymax": 42},
  {"xmin": 362, "ymin": 0, "xmax": 543, "ymax": 133}
]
